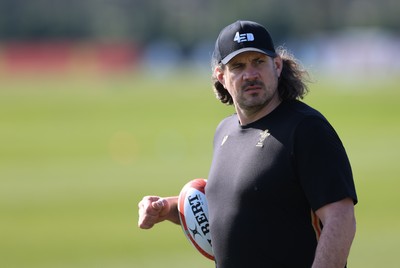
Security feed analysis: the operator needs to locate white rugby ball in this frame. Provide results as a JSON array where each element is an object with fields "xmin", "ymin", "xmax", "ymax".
[{"xmin": 178, "ymin": 178, "xmax": 214, "ymax": 260}]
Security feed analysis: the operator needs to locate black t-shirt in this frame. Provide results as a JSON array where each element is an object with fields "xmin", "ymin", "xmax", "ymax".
[{"xmin": 206, "ymin": 100, "xmax": 357, "ymax": 268}]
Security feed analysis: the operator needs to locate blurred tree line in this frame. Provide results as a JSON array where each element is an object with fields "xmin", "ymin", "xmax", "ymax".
[{"xmin": 0, "ymin": 0, "xmax": 398, "ymax": 48}]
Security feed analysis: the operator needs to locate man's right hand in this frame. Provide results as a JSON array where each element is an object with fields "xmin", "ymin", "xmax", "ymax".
[{"xmin": 137, "ymin": 196, "xmax": 180, "ymax": 229}]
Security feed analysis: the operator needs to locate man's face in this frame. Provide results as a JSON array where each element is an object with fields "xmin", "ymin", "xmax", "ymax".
[{"xmin": 216, "ymin": 51, "xmax": 282, "ymax": 114}]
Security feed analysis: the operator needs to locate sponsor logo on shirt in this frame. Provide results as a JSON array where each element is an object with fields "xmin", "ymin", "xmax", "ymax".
[{"xmin": 221, "ymin": 135, "xmax": 229, "ymax": 146}]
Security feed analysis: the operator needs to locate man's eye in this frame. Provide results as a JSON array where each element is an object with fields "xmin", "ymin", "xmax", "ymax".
[{"xmin": 231, "ymin": 64, "xmax": 243, "ymax": 70}]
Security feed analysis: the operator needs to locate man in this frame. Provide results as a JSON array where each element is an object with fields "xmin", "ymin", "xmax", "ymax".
[{"xmin": 138, "ymin": 20, "xmax": 357, "ymax": 268}]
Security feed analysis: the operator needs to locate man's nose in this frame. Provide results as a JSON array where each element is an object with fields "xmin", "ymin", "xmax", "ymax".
[{"xmin": 243, "ymin": 66, "xmax": 259, "ymax": 81}]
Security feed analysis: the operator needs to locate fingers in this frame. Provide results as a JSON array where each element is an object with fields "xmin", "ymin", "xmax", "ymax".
[
  {"xmin": 152, "ymin": 198, "xmax": 166, "ymax": 210},
  {"xmin": 138, "ymin": 196, "xmax": 167, "ymax": 229}
]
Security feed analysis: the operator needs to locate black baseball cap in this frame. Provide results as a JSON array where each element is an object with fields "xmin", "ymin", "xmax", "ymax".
[{"xmin": 213, "ymin": 20, "xmax": 277, "ymax": 64}]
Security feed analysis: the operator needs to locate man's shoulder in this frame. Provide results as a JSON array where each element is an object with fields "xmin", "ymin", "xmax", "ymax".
[
  {"xmin": 283, "ymin": 100, "xmax": 324, "ymax": 118},
  {"xmin": 270, "ymin": 101, "xmax": 330, "ymax": 135},
  {"xmin": 218, "ymin": 113, "xmax": 238, "ymax": 127}
]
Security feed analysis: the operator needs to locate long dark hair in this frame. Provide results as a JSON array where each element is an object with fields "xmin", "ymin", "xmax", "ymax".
[{"xmin": 211, "ymin": 46, "xmax": 310, "ymax": 105}]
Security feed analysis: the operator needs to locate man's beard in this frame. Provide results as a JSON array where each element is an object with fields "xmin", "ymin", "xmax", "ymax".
[{"xmin": 237, "ymin": 80, "xmax": 271, "ymax": 112}]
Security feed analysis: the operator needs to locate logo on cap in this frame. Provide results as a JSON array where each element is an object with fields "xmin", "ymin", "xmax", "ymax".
[{"xmin": 233, "ymin": 32, "xmax": 254, "ymax": 43}]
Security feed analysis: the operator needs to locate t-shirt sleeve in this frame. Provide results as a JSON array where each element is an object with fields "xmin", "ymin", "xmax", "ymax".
[{"xmin": 293, "ymin": 116, "xmax": 358, "ymax": 212}]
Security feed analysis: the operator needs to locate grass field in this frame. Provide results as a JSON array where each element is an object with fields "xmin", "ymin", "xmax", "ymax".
[{"xmin": 0, "ymin": 71, "xmax": 399, "ymax": 267}]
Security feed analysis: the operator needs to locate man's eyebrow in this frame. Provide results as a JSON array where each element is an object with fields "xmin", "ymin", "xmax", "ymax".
[
  {"xmin": 228, "ymin": 60, "xmax": 243, "ymax": 67},
  {"xmin": 253, "ymin": 55, "xmax": 267, "ymax": 61}
]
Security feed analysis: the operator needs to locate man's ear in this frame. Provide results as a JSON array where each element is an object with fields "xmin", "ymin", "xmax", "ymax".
[
  {"xmin": 214, "ymin": 66, "xmax": 226, "ymax": 88},
  {"xmin": 274, "ymin": 56, "xmax": 283, "ymax": 78}
]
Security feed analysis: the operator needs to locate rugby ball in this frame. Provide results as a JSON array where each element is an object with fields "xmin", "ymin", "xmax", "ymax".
[{"xmin": 178, "ymin": 178, "xmax": 214, "ymax": 260}]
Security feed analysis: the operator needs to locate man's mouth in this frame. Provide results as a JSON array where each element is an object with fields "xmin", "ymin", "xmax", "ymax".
[
  {"xmin": 245, "ymin": 86, "xmax": 261, "ymax": 92},
  {"xmin": 242, "ymin": 81, "xmax": 264, "ymax": 93}
]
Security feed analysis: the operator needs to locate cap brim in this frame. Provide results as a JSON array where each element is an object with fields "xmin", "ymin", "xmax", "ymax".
[{"xmin": 221, "ymin": 48, "xmax": 277, "ymax": 65}]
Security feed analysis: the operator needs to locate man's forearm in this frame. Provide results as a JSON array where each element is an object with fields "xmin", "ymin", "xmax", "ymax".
[{"xmin": 313, "ymin": 199, "xmax": 356, "ymax": 268}]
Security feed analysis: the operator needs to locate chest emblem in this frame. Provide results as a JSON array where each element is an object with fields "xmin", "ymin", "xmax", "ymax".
[{"xmin": 256, "ymin": 129, "xmax": 270, "ymax": 148}]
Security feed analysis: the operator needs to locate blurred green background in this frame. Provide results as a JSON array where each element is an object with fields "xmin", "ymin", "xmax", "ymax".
[
  {"xmin": 1, "ymin": 0, "xmax": 400, "ymax": 267},
  {"xmin": 1, "ymin": 73, "xmax": 399, "ymax": 268}
]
